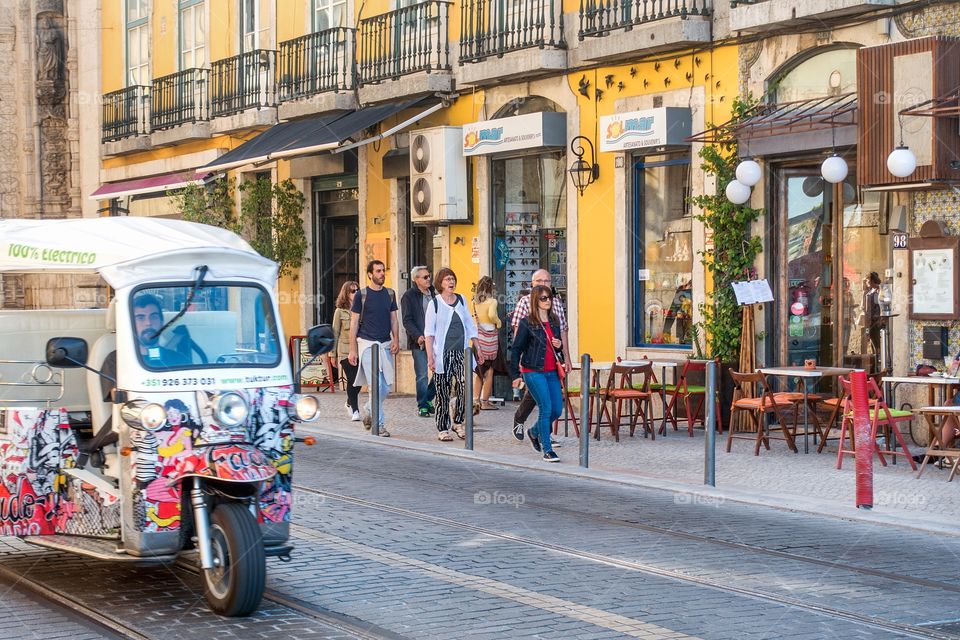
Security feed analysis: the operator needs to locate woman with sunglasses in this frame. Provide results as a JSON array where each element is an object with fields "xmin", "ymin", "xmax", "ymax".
[
  {"xmin": 509, "ymin": 284, "xmax": 563, "ymax": 462},
  {"xmin": 332, "ymin": 280, "xmax": 362, "ymax": 421}
]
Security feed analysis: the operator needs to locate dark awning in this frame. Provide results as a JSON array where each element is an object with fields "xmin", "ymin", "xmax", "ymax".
[
  {"xmin": 687, "ymin": 93, "xmax": 857, "ymax": 155},
  {"xmin": 201, "ymin": 98, "xmax": 443, "ymax": 173}
]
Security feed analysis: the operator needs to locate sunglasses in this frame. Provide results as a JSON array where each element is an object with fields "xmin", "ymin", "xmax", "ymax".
[
  {"xmin": 538, "ymin": 295, "xmax": 552, "ymax": 302},
  {"xmin": 350, "ymin": 288, "xmax": 359, "ymax": 293}
]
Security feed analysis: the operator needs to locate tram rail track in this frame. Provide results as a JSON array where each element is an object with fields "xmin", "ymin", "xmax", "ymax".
[
  {"xmin": 0, "ymin": 561, "xmax": 149, "ymax": 640},
  {"xmin": 292, "ymin": 482, "xmax": 959, "ymax": 640}
]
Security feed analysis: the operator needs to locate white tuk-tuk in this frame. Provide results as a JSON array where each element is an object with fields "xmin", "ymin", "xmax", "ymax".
[{"xmin": 0, "ymin": 217, "xmax": 332, "ymax": 616}]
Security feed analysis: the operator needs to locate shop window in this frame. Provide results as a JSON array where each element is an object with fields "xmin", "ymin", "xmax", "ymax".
[{"xmin": 632, "ymin": 154, "xmax": 692, "ymax": 348}]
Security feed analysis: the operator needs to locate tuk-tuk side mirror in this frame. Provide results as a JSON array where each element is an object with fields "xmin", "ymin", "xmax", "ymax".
[
  {"xmin": 46, "ymin": 337, "xmax": 89, "ymax": 368},
  {"xmin": 306, "ymin": 324, "xmax": 335, "ymax": 356}
]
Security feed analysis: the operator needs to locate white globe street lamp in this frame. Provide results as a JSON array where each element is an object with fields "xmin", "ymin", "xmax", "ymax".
[
  {"xmin": 725, "ymin": 179, "xmax": 752, "ymax": 205},
  {"xmin": 821, "ymin": 154, "xmax": 849, "ymax": 184},
  {"xmin": 735, "ymin": 159, "xmax": 762, "ymax": 187},
  {"xmin": 887, "ymin": 146, "xmax": 917, "ymax": 178}
]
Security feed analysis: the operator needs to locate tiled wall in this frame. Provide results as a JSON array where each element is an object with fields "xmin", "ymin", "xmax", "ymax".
[{"xmin": 908, "ymin": 189, "xmax": 960, "ymax": 370}]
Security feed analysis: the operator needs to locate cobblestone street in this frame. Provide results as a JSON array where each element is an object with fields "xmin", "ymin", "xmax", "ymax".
[
  {"xmin": 304, "ymin": 392, "xmax": 960, "ymax": 525},
  {"xmin": 3, "ymin": 408, "xmax": 959, "ymax": 639}
]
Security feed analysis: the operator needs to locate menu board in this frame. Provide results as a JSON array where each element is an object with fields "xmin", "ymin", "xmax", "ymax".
[{"xmin": 908, "ymin": 234, "xmax": 960, "ymax": 320}]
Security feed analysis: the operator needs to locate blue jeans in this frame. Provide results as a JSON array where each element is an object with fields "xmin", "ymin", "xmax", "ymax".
[
  {"xmin": 522, "ymin": 370, "xmax": 562, "ymax": 454},
  {"xmin": 359, "ymin": 346, "xmax": 392, "ymax": 428},
  {"xmin": 411, "ymin": 347, "xmax": 436, "ymax": 410}
]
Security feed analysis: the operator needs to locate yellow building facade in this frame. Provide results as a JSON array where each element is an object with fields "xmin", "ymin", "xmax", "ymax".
[{"xmin": 97, "ymin": 0, "xmax": 734, "ymax": 392}]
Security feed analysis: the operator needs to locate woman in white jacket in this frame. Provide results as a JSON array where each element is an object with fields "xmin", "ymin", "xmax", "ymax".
[{"xmin": 425, "ymin": 267, "xmax": 478, "ymax": 441}]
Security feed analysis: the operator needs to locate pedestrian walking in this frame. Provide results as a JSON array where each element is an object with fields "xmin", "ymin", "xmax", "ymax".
[
  {"xmin": 349, "ymin": 260, "xmax": 400, "ymax": 437},
  {"xmin": 401, "ymin": 265, "xmax": 437, "ymax": 418},
  {"xmin": 424, "ymin": 268, "xmax": 478, "ymax": 441},
  {"xmin": 510, "ymin": 269, "xmax": 571, "ymax": 442},
  {"xmin": 510, "ymin": 285, "xmax": 564, "ymax": 462},
  {"xmin": 331, "ymin": 280, "xmax": 362, "ymax": 421},
  {"xmin": 472, "ymin": 276, "xmax": 506, "ymax": 410}
]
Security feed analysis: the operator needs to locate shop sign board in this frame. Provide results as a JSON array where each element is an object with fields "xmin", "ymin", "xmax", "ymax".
[
  {"xmin": 599, "ymin": 107, "xmax": 692, "ymax": 152},
  {"xmin": 462, "ymin": 112, "xmax": 567, "ymax": 156}
]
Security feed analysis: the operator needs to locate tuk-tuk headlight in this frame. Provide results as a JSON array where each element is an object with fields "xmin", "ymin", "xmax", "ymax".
[
  {"xmin": 292, "ymin": 394, "xmax": 319, "ymax": 422},
  {"xmin": 214, "ymin": 392, "xmax": 248, "ymax": 428},
  {"xmin": 121, "ymin": 401, "xmax": 167, "ymax": 431}
]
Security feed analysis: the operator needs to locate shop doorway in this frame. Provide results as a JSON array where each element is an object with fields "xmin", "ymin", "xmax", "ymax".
[
  {"xmin": 312, "ymin": 175, "xmax": 359, "ymax": 325},
  {"xmin": 770, "ymin": 162, "xmax": 891, "ymax": 371}
]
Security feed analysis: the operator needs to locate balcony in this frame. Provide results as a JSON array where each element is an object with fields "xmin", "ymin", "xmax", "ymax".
[
  {"xmin": 149, "ymin": 68, "xmax": 212, "ymax": 146},
  {"xmin": 101, "ymin": 85, "xmax": 152, "ymax": 155},
  {"xmin": 573, "ymin": 0, "xmax": 712, "ymax": 65},
  {"xmin": 458, "ymin": 0, "xmax": 567, "ymax": 86},
  {"xmin": 210, "ymin": 49, "xmax": 279, "ymax": 132},
  {"xmin": 278, "ymin": 27, "xmax": 358, "ymax": 120},
  {"xmin": 729, "ymin": 0, "xmax": 894, "ymax": 33},
  {"xmin": 357, "ymin": 0, "xmax": 454, "ymax": 103}
]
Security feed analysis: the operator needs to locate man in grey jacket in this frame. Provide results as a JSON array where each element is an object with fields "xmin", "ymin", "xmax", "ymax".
[{"xmin": 401, "ymin": 265, "xmax": 436, "ymax": 417}]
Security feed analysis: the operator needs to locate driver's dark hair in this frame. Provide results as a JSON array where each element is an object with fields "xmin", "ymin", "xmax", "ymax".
[
  {"xmin": 366, "ymin": 259, "xmax": 385, "ymax": 276},
  {"xmin": 133, "ymin": 293, "xmax": 163, "ymax": 313}
]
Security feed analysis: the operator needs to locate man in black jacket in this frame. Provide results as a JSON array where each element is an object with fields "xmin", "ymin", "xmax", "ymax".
[{"xmin": 401, "ymin": 266, "xmax": 436, "ymax": 417}]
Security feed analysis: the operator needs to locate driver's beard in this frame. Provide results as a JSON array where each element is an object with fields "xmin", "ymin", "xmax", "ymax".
[{"xmin": 140, "ymin": 329, "xmax": 159, "ymax": 348}]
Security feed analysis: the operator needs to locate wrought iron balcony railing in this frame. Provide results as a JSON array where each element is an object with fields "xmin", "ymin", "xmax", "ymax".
[
  {"xmin": 210, "ymin": 49, "xmax": 279, "ymax": 118},
  {"xmin": 151, "ymin": 68, "xmax": 210, "ymax": 130},
  {"xmin": 579, "ymin": 0, "xmax": 711, "ymax": 39},
  {"xmin": 358, "ymin": 0, "xmax": 451, "ymax": 85},
  {"xmin": 101, "ymin": 85, "xmax": 150, "ymax": 142},
  {"xmin": 278, "ymin": 27, "xmax": 356, "ymax": 101},
  {"xmin": 460, "ymin": 0, "xmax": 565, "ymax": 64}
]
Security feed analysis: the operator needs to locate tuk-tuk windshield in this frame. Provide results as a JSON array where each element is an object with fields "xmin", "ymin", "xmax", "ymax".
[{"xmin": 130, "ymin": 283, "xmax": 281, "ymax": 371}]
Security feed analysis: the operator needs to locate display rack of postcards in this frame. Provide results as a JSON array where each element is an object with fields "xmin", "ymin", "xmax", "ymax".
[
  {"xmin": 543, "ymin": 228, "xmax": 567, "ymax": 297},
  {"xmin": 503, "ymin": 206, "xmax": 540, "ymax": 320}
]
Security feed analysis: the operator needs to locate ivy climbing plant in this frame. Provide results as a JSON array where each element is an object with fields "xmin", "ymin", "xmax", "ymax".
[
  {"xmin": 690, "ymin": 96, "xmax": 764, "ymax": 363},
  {"xmin": 172, "ymin": 176, "xmax": 308, "ymax": 279}
]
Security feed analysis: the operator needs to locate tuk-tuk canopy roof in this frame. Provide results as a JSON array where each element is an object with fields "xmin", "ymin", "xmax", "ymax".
[{"xmin": 0, "ymin": 217, "xmax": 278, "ymax": 289}]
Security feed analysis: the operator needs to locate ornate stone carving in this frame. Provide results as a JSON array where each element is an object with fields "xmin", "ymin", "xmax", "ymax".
[
  {"xmin": 35, "ymin": 11, "xmax": 69, "ymax": 215},
  {"xmin": 36, "ymin": 13, "xmax": 65, "ymax": 108}
]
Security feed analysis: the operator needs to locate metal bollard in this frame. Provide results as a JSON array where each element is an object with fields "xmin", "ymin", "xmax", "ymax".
[
  {"xmin": 370, "ymin": 346, "xmax": 380, "ymax": 437},
  {"xmin": 704, "ymin": 359, "xmax": 717, "ymax": 487},
  {"xmin": 580, "ymin": 354, "xmax": 591, "ymax": 468},
  {"xmin": 850, "ymin": 369, "xmax": 874, "ymax": 509},
  {"xmin": 464, "ymin": 346, "xmax": 474, "ymax": 451}
]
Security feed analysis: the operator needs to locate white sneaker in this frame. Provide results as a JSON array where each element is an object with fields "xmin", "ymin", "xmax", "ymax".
[{"xmin": 351, "ymin": 410, "xmax": 361, "ymax": 422}]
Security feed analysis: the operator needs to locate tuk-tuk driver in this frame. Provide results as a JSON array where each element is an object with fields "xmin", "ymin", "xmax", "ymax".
[{"xmin": 133, "ymin": 294, "xmax": 189, "ymax": 367}]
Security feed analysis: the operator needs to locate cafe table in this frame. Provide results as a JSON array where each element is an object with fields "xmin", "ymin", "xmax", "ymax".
[
  {"xmin": 758, "ymin": 366, "xmax": 854, "ymax": 453},
  {"xmin": 882, "ymin": 375, "xmax": 960, "ymax": 461}
]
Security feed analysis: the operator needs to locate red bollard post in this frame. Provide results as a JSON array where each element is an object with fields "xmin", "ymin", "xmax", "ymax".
[{"xmin": 849, "ymin": 369, "xmax": 874, "ymax": 509}]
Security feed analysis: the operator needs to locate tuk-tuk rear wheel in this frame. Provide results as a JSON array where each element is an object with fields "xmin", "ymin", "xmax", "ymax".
[{"xmin": 202, "ymin": 502, "xmax": 265, "ymax": 617}]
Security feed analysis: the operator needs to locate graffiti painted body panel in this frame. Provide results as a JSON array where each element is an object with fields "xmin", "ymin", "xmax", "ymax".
[{"xmin": 0, "ymin": 385, "xmax": 294, "ymax": 539}]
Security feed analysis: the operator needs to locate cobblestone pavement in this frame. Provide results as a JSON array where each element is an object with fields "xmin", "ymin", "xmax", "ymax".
[
  {"xmin": 4, "ymin": 398, "xmax": 960, "ymax": 639},
  {"xmin": 0, "ymin": 572, "xmax": 122, "ymax": 640},
  {"xmin": 305, "ymin": 392, "xmax": 959, "ymax": 521},
  {"xmin": 282, "ymin": 437, "xmax": 960, "ymax": 638}
]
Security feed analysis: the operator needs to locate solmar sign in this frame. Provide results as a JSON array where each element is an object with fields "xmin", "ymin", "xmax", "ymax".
[
  {"xmin": 599, "ymin": 107, "xmax": 692, "ymax": 152},
  {"xmin": 462, "ymin": 112, "xmax": 566, "ymax": 156}
]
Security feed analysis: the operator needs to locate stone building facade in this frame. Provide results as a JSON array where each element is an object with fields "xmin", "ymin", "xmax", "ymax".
[{"xmin": 0, "ymin": 0, "xmax": 101, "ymax": 309}]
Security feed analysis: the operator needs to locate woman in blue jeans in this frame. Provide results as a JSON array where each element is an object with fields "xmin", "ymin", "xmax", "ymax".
[{"xmin": 509, "ymin": 285, "xmax": 563, "ymax": 463}]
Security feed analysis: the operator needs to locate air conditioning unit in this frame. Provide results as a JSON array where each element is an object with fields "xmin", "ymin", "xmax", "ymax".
[{"xmin": 409, "ymin": 126, "xmax": 468, "ymax": 224}]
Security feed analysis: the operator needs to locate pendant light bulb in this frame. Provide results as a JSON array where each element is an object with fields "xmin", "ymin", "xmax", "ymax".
[{"xmin": 735, "ymin": 159, "xmax": 762, "ymax": 188}]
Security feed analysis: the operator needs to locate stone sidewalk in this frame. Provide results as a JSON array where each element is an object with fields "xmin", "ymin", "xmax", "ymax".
[{"xmin": 302, "ymin": 391, "xmax": 960, "ymax": 532}]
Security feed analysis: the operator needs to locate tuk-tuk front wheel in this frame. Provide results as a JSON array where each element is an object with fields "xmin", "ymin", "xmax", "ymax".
[{"xmin": 202, "ymin": 502, "xmax": 265, "ymax": 616}]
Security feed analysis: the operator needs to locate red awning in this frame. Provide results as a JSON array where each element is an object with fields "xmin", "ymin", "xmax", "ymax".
[{"xmin": 89, "ymin": 171, "xmax": 213, "ymax": 201}]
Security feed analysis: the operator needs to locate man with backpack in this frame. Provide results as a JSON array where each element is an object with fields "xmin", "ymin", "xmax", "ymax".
[{"xmin": 349, "ymin": 260, "xmax": 400, "ymax": 436}]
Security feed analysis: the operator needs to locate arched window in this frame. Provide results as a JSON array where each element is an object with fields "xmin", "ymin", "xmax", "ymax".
[
  {"xmin": 492, "ymin": 95, "xmax": 563, "ymax": 118},
  {"xmin": 770, "ymin": 47, "xmax": 859, "ymax": 103}
]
